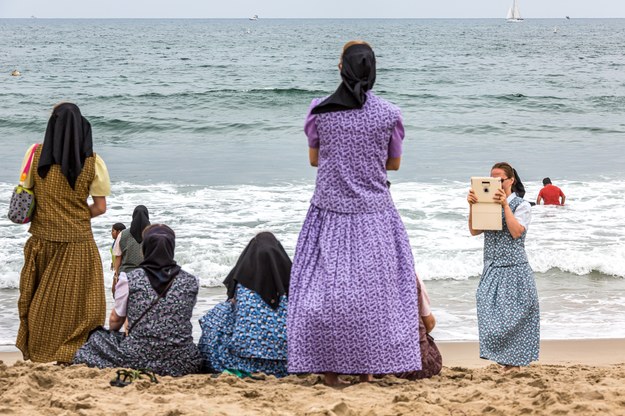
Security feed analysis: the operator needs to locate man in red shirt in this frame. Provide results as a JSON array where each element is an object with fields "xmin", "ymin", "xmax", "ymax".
[{"xmin": 536, "ymin": 177, "xmax": 566, "ymax": 205}]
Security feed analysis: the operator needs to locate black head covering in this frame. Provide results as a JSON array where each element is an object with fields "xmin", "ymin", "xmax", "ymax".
[
  {"xmin": 140, "ymin": 224, "xmax": 181, "ymax": 296},
  {"xmin": 512, "ymin": 168, "xmax": 526, "ymax": 198},
  {"xmin": 223, "ymin": 232, "xmax": 292, "ymax": 309},
  {"xmin": 37, "ymin": 103, "xmax": 94, "ymax": 190},
  {"xmin": 130, "ymin": 205, "xmax": 151, "ymax": 243},
  {"xmin": 311, "ymin": 43, "xmax": 376, "ymax": 114}
]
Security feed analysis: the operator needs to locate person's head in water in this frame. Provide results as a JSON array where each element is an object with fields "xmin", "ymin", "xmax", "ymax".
[
  {"xmin": 111, "ymin": 222, "xmax": 126, "ymax": 240},
  {"xmin": 543, "ymin": 177, "xmax": 552, "ymax": 186}
]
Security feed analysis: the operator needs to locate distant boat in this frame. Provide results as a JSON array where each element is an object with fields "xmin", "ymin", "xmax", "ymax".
[
  {"xmin": 249, "ymin": 15, "xmax": 259, "ymax": 21},
  {"xmin": 566, "ymin": 16, "xmax": 570, "ymax": 20},
  {"xmin": 506, "ymin": 0, "xmax": 523, "ymax": 22}
]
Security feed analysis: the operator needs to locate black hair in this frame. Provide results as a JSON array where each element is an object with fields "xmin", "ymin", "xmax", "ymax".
[
  {"xmin": 543, "ymin": 177, "xmax": 552, "ymax": 185},
  {"xmin": 112, "ymin": 223, "xmax": 126, "ymax": 231}
]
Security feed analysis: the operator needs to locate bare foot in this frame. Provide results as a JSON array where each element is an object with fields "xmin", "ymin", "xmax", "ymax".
[
  {"xmin": 501, "ymin": 365, "xmax": 521, "ymax": 373},
  {"xmin": 358, "ymin": 374, "xmax": 373, "ymax": 383},
  {"xmin": 324, "ymin": 373, "xmax": 350, "ymax": 387}
]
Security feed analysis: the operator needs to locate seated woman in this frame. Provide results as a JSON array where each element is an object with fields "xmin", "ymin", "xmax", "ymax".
[
  {"xmin": 198, "ymin": 232, "xmax": 291, "ymax": 377},
  {"xmin": 74, "ymin": 224, "xmax": 202, "ymax": 376},
  {"xmin": 397, "ymin": 275, "xmax": 442, "ymax": 379}
]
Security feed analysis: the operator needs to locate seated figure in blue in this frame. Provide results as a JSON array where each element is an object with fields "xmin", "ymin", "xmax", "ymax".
[{"xmin": 198, "ymin": 232, "xmax": 291, "ymax": 377}]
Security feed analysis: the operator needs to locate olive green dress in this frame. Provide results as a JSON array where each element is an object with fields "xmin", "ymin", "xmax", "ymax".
[{"xmin": 17, "ymin": 146, "xmax": 107, "ymax": 363}]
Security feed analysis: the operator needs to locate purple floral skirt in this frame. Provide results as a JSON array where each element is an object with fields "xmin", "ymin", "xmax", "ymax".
[{"xmin": 287, "ymin": 205, "xmax": 422, "ymax": 374}]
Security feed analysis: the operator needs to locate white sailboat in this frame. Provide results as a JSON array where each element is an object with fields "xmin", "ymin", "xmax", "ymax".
[
  {"xmin": 249, "ymin": 14, "xmax": 259, "ymax": 21},
  {"xmin": 506, "ymin": 0, "xmax": 523, "ymax": 22}
]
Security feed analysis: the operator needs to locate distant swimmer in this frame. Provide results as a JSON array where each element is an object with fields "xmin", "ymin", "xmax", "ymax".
[
  {"xmin": 536, "ymin": 177, "xmax": 566, "ymax": 206},
  {"xmin": 11, "ymin": 70, "xmax": 21, "ymax": 76}
]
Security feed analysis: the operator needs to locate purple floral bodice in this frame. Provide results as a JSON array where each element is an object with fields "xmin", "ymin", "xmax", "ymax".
[{"xmin": 307, "ymin": 92, "xmax": 403, "ymax": 214}]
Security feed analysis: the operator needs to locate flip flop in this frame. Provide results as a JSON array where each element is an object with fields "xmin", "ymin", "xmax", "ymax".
[{"xmin": 110, "ymin": 369, "xmax": 159, "ymax": 387}]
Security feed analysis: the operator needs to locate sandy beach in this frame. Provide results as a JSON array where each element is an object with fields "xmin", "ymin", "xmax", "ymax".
[{"xmin": 2, "ymin": 339, "xmax": 624, "ymax": 415}]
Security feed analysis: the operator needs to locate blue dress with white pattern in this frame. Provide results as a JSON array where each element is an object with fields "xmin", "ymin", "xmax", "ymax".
[
  {"xmin": 476, "ymin": 196, "xmax": 540, "ymax": 366},
  {"xmin": 198, "ymin": 285, "xmax": 288, "ymax": 377}
]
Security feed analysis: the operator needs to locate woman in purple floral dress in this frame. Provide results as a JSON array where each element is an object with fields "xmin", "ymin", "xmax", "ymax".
[{"xmin": 287, "ymin": 41, "xmax": 422, "ymax": 386}]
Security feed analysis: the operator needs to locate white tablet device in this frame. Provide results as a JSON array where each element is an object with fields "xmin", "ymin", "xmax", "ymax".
[{"xmin": 470, "ymin": 177, "xmax": 503, "ymax": 230}]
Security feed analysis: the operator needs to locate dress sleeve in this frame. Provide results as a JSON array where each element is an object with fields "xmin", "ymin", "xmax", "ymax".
[
  {"xmin": 112, "ymin": 232, "xmax": 123, "ymax": 257},
  {"xmin": 388, "ymin": 113, "xmax": 405, "ymax": 158},
  {"xmin": 89, "ymin": 154, "xmax": 111, "ymax": 197},
  {"xmin": 304, "ymin": 99, "xmax": 320, "ymax": 148},
  {"xmin": 19, "ymin": 144, "xmax": 38, "ymax": 188},
  {"xmin": 514, "ymin": 201, "xmax": 532, "ymax": 231},
  {"xmin": 114, "ymin": 272, "xmax": 129, "ymax": 317}
]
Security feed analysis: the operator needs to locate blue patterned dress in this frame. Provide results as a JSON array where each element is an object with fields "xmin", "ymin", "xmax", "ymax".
[
  {"xmin": 477, "ymin": 196, "xmax": 540, "ymax": 366},
  {"xmin": 73, "ymin": 269, "xmax": 202, "ymax": 376},
  {"xmin": 198, "ymin": 285, "xmax": 288, "ymax": 377}
]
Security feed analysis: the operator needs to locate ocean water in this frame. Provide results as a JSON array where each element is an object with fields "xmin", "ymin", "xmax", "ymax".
[{"xmin": 1, "ymin": 19, "xmax": 624, "ymax": 348}]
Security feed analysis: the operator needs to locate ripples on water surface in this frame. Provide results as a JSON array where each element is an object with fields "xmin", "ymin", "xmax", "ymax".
[
  {"xmin": 1, "ymin": 19, "xmax": 624, "ymax": 342},
  {"xmin": 2, "ymin": 19, "xmax": 625, "ymax": 183}
]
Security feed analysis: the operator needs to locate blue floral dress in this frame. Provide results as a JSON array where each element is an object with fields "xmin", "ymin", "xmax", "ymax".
[
  {"xmin": 477, "ymin": 196, "xmax": 540, "ymax": 366},
  {"xmin": 198, "ymin": 285, "xmax": 288, "ymax": 377}
]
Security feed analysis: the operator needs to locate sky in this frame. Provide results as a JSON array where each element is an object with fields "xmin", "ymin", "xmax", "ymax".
[{"xmin": 1, "ymin": 0, "xmax": 625, "ymax": 19}]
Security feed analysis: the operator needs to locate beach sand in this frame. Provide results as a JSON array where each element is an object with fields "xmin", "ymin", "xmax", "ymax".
[{"xmin": 1, "ymin": 339, "xmax": 624, "ymax": 415}]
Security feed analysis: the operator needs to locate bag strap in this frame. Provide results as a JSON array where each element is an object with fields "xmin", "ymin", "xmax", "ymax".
[
  {"xmin": 19, "ymin": 144, "xmax": 40, "ymax": 186},
  {"xmin": 126, "ymin": 276, "xmax": 177, "ymax": 336}
]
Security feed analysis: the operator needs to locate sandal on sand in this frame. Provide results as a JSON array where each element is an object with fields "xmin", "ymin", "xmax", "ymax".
[
  {"xmin": 110, "ymin": 369, "xmax": 159, "ymax": 387},
  {"xmin": 221, "ymin": 369, "xmax": 264, "ymax": 380}
]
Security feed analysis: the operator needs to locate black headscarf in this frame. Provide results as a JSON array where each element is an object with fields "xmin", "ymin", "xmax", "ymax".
[
  {"xmin": 130, "ymin": 205, "xmax": 151, "ymax": 244},
  {"xmin": 512, "ymin": 168, "xmax": 526, "ymax": 198},
  {"xmin": 140, "ymin": 224, "xmax": 181, "ymax": 296},
  {"xmin": 311, "ymin": 43, "xmax": 376, "ymax": 114},
  {"xmin": 37, "ymin": 103, "xmax": 94, "ymax": 190},
  {"xmin": 223, "ymin": 232, "xmax": 292, "ymax": 309}
]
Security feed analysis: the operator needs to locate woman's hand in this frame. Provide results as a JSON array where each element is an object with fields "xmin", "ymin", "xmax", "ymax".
[
  {"xmin": 467, "ymin": 189, "xmax": 483, "ymax": 236},
  {"xmin": 109, "ymin": 309, "xmax": 125, "ymax": 332},
  {"xmin": 467, "ymin": 189, "xmax": 478, "ymax": 205},
  {"xmin": 493, "ymin": 189, "xmax": 508, "ymax": 207}
]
